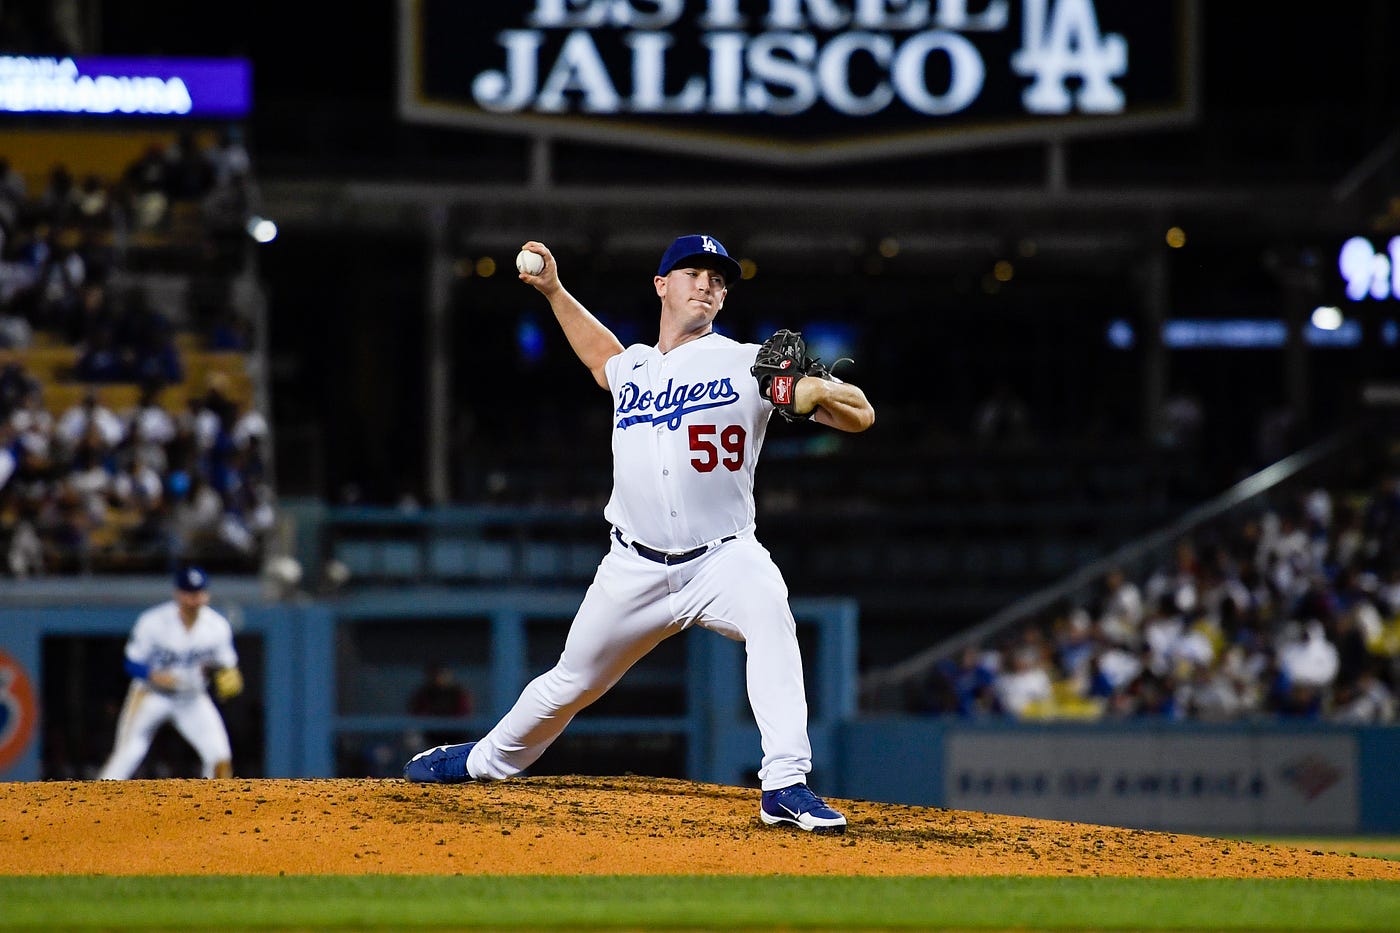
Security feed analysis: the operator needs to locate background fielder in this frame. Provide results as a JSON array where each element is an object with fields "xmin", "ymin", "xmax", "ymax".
[
  {"xmin": 98, "ymin": 566, "xmax": 244, "ymax": 779},
  {"xmin": 404, "ymin": 234, "xmax": 874, "ymax": 832}
]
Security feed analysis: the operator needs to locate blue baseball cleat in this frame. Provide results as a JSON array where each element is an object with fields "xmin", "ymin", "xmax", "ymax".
[
  {"xmin": 760, "ymin": 783, "xmax": 847, "ymax": 833},
  {"xmin": 403, "ymin": 742, "xmax": 477, "ymax": 783}
]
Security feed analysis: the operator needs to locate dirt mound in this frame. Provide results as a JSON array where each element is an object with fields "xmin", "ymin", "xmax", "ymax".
[{"xmin": 2, "ymin": 776, "xmax": 1396, "ymax": 878}]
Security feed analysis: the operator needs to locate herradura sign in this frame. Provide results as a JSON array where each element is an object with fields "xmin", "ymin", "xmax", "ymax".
[{"xmin": 398, "ymin": 0, "xmax": 1197, "ymax": 165}]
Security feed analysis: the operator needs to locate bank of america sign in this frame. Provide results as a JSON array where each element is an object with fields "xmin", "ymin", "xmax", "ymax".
[{"xmin": 398, "ymin": 0, "xmax": 1197, "ymax": 165}]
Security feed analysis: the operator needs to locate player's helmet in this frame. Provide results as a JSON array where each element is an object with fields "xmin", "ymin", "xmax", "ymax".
[{"xmin": 175, "ymin": 566, "xmax": 209, "ymax": 592}]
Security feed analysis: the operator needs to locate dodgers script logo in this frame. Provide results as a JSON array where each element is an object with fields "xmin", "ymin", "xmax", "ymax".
[
  {"xmin": 616, "ymin": 377, "xmax": 739, "ymax": 430},
  {"xmin": 149, "ymin": 646, "xmax": 222, "ymax": 671},
  {"xmin": 0, "ymin": 649, "xmax": 37, "ymax": 772}
]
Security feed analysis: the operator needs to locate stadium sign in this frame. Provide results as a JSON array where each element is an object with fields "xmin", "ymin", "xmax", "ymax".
[
  {"xmin": 398, "ymin": 0, "xmax": 1198, "ymax": 164},
  {"xmin": 0, "ymin": 650, "xmax": 36, "ymax": 773},
  {"xmin": 0, "ymin": 55, "xmax": 251, "ymax": 117}
]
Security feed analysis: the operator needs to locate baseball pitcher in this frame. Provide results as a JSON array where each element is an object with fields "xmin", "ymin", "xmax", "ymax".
[{"xmin": 405, "ymin": 235, "xmax": 874, "ymax": 832}]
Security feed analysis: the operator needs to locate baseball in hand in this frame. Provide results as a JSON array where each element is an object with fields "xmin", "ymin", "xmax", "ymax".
[{"xmin": 516, "ymin": 249, "xmax": 544, "ymax": 276}]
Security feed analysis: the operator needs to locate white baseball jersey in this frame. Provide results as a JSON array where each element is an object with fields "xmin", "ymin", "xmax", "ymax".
[
  {"xmin": 469, "ymin": 330, "xmax": 816, "ymax": 791},
  {"xmin": 98, "ymin": 601, "xmax": 238, "ymax": 779},
  {"xmin": 603, "ymin": 333, "xmax": 768, "ymax": 551},
  {"xmin": 124, "ymin": 602, "xmax": 238, "ymax": 695}
]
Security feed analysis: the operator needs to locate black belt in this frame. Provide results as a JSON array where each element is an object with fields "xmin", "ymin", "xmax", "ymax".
[{"xmin": 613, "ymin": 528, "xmax": 737, "ymax": 565}]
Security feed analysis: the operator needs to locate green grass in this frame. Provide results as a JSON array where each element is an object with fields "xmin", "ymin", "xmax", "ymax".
[{"xmin": 1, "ymin": 876, "xmax": 1398, "ymax": 931}]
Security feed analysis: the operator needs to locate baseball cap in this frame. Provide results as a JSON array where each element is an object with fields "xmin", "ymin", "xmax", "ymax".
[
  {"xmin": 656, "ymin": 234, "xmax": 742, "ymax": 286},
  {"xmin": 175, "ymin": 565, "xmax": 209, "ymax": 592}
]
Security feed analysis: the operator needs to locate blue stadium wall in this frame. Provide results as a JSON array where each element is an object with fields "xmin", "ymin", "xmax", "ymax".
[{"xmin": 2, "ymin": 593, "xmax": 1396, "ymax": 835}]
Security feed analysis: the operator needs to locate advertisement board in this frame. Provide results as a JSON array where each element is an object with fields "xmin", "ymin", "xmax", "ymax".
[
  {"xmin": 946, "ymin": 730, "xmax": 1358, "ymax": 833},
  {"xmin": 0, "ymin": 55, "xmax": 251, "ymax": 117},
  {"xmin": 1333, "ymin": 234, "xmax": 1400, "ymax": 305},
  {"xmin": 398, "ymin": 0, "xmax": 1199, "ymax": 164}
]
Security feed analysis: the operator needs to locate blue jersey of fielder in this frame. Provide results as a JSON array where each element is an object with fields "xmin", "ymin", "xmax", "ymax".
[
  {"xmin": 603, "ymin": 333, "xmax": 770, "ymax": 552},
  {"xmin": 124, "ymin": 601, "xmax": 238, "ymax": 695}
]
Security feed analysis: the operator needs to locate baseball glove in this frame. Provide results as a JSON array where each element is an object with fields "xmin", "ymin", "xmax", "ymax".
[
  {"xmin": 213, "ymin": 666, "xmax": 244, "ymax": 701},
  {"xmin": 751, "ymin": 329, "xmax": 839, "ymax": 423}
]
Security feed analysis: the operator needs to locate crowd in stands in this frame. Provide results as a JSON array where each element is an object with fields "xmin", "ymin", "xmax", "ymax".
[
  {"xmin": 0, "ymin": 126, "xmax": 270, "ymax": 576},
  {"xmin": 912, "ymin": 469, "xmax": 1400, "ymax": 724}
]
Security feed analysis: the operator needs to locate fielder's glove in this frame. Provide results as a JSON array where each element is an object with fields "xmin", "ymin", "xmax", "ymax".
[
  {"xmin": 751, "ymin": 329, "xmax": 842, "ymax": 423},
  {"xmin": 213, "ymin": 666, "xmax": 244, "ymax": 701}
]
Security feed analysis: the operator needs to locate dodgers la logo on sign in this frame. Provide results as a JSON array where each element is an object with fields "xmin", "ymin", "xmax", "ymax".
[{"xmin": 0, "ymin": 649, "xmax": 37, "ymax": 772}]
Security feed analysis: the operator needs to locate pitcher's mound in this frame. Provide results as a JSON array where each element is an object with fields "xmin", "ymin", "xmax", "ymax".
[{"xmin": 2, "ymin": 775, "xmax": 1395, "ymax": 878}]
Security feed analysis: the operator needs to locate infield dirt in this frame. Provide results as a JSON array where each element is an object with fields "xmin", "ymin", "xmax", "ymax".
[{"xmin": 2, "ymin": 775, "xmax": 1397, "ymax": 878}]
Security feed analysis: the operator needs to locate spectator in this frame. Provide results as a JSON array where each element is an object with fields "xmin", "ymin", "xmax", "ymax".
[
  {"xmin": 55, "ymin": 388, "xmax": 125, "ymax": 457},
  {"xmin": 202, "ymin": 165, "xmax": 257, "ymax": 238},
  {"xmin": 409, "ymin": 663, "xmax": 473, "ymax": 718},
  {"xmin": 9, "ymin": 381, "xmax": 55, "ymax": 464},
  {"xmin": 128, "ymin": 315, "xmax": 184, "ymax": 387},
  {"xmin": 122, "ymin": 381, "xmax": 177, "ymax": 450},
  {"xmin": 176, "ymin": 383, "xmax": 230, "ymax": 459},
  {"xmin": 73, "ymin": 325, "xmax": 130, "ymax": 383},
  {"xmin": 0, "ymin": 355, "xmax": 33, "ymax": 417},
  {"xmin": 0, "ymin": 420, "xmax": 16, "ymax": 498},
  {"xmin": 1181, "ymin": 661, "xmax": 1245, "ymax": 721},
  {"xmin": 1268, "ymin": 620, "xmax": 1337, "ymax": 718},
  {"xmin": 169, "ymin": 472, "xmax": 226, "ymax": 556},
  {"xmin": 1116, "ymin": 664, "xmax": 1181, "ymax": 719},
  {"xmin": 1097, "ymin": 566, "xmax": 1144, "ymax": 645},
  {"xmin": 164, "ymin": 130, "xmax": 214, "ymax": 202},
  {"xmin": 75, "ymin": 173, "xmax": 113, "ymax": 230},
  {"xmin": 35, "ymin": 163, "xmax": 80, "ymax": 226},
  {"xmin": 30, "ymin": 226, "xmax": 86, "ymax": 328},
  {"xmin": 209, "ymin": 308, "xmax": 253, "ymax": 352},
  {"xmin": 0, "ymin": 306, "xmax": 32, "ymax": 348},
  {"xmin": 924, "ymin": 645, "xmax": 998, "ymax": 717},
  {"xmin": 1144, "ymin": 539, "xmax": 1200, "ymax": 619},
  {"xmin": 229, "ymin": 398, "xmax": 268, "ymax": 452},
  {"xmin": 7, "ymin": 499, "xmax": 44, "ymax": 578},
  {"xmin": 122, "ymin": 143, "xmax": 170, "ymax": 230},
  {"xmin": 78, "ymin": 214, "xmax": 117, "ymax": 277},
  {"xmin": 1053, "ymin": 608, "xmax": 1097, "ymax": 692},
  {"xmin": 64, "ymin": 281, "xmax": 116, "ymax": 348},
  {"xmin": 1330, "ymin": 667, "xmax": 1397, "ymax": 723},
  {"xmin": 63, "ymin": 442, "xmax": 113, "ymax": 526},
  {"xmin": 1278, "ymin": 619, "xmax": 1340, "ymax": 689},
  {"xmin": 0, "ymin": 155, "xmax": 28, "ymax": 208},
  {"xmin": 0, "ymin": 171, "xmax": 20, "ymax": 256},
  {"xmin": 1089, "ymin": 636, "xmax": 1143, "ymax": 700},
  {"xmin": 205, "ymin": 125, "xmax": 253, "ymax": 190},
  {"xmin": 993, "ymin": 644, "xmax": 1053, "ymax": 718}
]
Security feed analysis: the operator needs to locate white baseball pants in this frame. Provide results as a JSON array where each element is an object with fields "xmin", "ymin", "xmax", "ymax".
[
  {"xmin": 98, "ymin": 681, "xmax": 233, "ymax": 779},
  {"xmin": 469, "ymin": 535, "xmax": 813, "ymax": 790}
]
